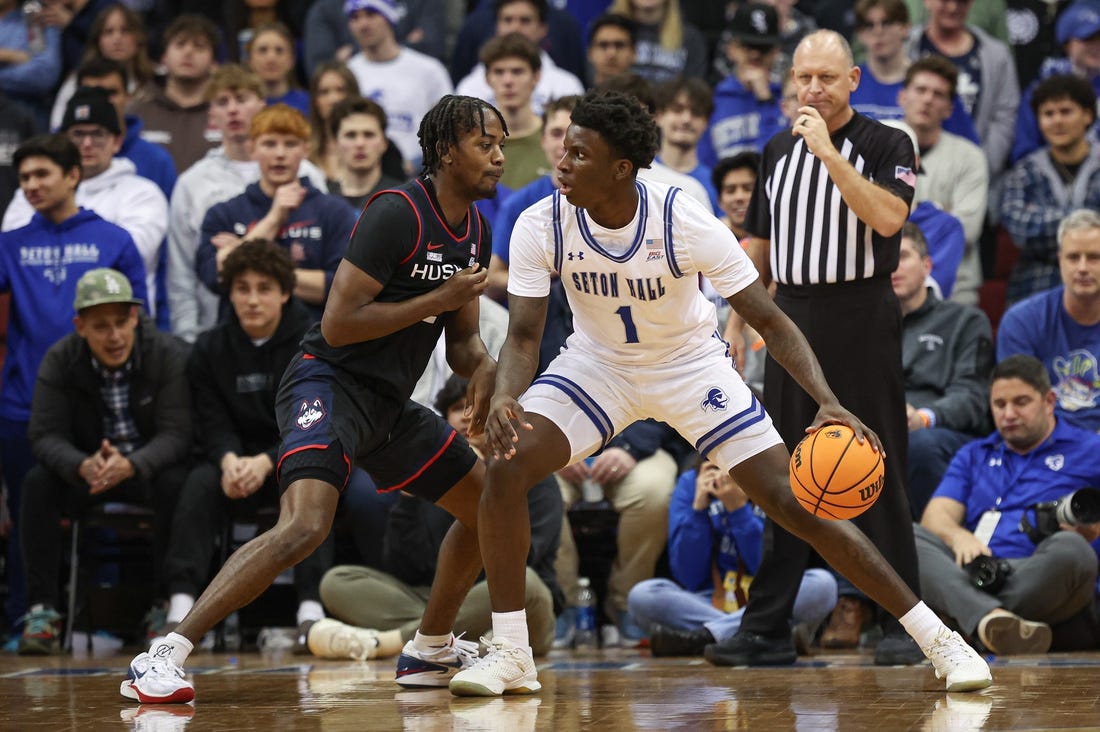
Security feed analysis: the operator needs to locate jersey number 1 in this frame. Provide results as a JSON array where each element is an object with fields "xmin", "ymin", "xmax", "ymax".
[{"xmin": 615, "ymin": 305, "xmax": 639, "ymax": 343}]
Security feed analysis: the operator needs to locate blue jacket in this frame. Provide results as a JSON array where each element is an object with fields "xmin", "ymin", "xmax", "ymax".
[
  {"xmin": 910, "ymin": 201, "xmax": 966, "ymax": 299},
  {"xmin": 668, "ymin": 469, "xmax": 764, "ymax": 593},
  {"xmin": 120, "ymin": 115, "xmax": 177, "ymax": 199},
  {"xmin": 698, "ymin": 75, "xmax": 786, "ymax": 168},
  {"xmin": 0, "ymin": 209, "xmax": 147, "ymax": 421},
  {"xmin": 197, "ymin": 180, "xmax": 357, "ymax": 322}
]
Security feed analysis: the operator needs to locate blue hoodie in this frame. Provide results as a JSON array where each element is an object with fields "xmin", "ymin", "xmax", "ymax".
[
  {"xmin": 668, "ymin": 469, "xmax": 764, "ymax": 594},
  {"xmin": 910, "ymin": 201, "xmax": 966, "ymax": 299},
  {"xmin": 197, "ymin": 180, "xmax": 358, "ymax": 322},
  {"xmin": 0, "ymin": 209, "xmax": 147, "ymax": 421},
  {"xmin": 120, "ymin": 115, "xmax": 178, "ymax": 199},
  {"xmin": 698, "ymin": 76, "xmax": 786, "ymax": 169}
]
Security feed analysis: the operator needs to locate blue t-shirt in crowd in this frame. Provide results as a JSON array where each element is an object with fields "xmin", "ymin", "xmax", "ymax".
[
  {"xmin": 997, "ymin": 287, "xmax": 1100, "ymax": 432},
  {"xmin": 851, "ymin": 66, "xmax": 981, "ymax": 145}
]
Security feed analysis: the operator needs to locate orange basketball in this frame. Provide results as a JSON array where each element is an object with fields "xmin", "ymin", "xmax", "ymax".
[{"xmin": 788, "ymin": 424, "xmax": 884, "ymax": 520}]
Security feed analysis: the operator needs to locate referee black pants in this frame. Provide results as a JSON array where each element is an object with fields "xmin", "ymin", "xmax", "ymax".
[{"xmin": 742, "ymin": 277, "xmax": 920, "ymax": 637}]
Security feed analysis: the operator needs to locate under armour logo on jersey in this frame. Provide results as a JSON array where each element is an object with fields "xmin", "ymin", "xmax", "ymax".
[
  {"xmin": 701, "ymin": 387, "xmax": 729, "ymax": 412},
  {"xmin": 567, "ymin": 251, "xmax": 585, "ymax": 260},
  {"xmin": 296, "ymin": 398, "xmax": 326, "ymax": 430},
  {"xmin": 1045, "ymin": 454, "xmax": 1065, "ymax": 471}
]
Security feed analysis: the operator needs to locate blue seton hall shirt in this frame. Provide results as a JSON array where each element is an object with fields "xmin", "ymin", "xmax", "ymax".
[{"xmin": 933, "ymin": 419, "xmax": 1100, "ymax": 559}]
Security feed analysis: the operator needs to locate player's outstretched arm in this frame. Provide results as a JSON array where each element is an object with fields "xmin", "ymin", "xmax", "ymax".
[
  {"xmin": 321, "ymin": 260, "xmax": 488, "ymax": 347},
  {"xmin": 726, "ymin": 278, "xmax": 883, "ymax": 453},
  {"xmin": 485, "ymin": 294, "xmax": 549, "ymax": 460}
]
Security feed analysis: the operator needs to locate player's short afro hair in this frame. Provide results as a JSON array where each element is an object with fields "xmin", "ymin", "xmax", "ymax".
[{"xmin": 570, "ymin": 90, "xmax": 658, "ymax": 175}]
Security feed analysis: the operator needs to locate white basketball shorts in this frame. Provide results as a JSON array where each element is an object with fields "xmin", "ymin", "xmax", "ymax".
[{"xmin": 520, "ymin": 337, "xmax": 783, "ymax": 471}]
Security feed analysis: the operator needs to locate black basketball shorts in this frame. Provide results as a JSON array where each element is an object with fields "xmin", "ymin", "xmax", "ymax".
[{"xmin": 274, "ymin": 352, "xmax": 477, "ymax": 503}]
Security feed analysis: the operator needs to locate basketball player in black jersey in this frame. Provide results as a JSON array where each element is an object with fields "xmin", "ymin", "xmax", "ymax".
[{"xmin": 120, "ymin": 95, "xmax": 509, "ymax": 704}]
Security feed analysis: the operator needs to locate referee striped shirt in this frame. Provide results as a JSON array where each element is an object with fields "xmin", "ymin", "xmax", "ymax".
[{"xmin": 746, "ymin": 112, "xmax": 916, "ymax": 286}]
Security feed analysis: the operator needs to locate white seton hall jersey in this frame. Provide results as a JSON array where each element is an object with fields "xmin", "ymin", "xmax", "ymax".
[{"xmin": 508, "ymin": 180, "xmax": 759, "ymax": 365}]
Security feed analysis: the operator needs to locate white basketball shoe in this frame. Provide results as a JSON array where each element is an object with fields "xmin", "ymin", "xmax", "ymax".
[{"xmin": 448, "ymin": 637, "xmax": 541, "ymax": 697}]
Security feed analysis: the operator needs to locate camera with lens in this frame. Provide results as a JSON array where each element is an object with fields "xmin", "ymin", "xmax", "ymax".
[
  {"xmin": 1018, "ymin": 487, "xmax": 1100, "ymax": 545},
  {"xmin": 964, "ymin": 554, "xmax": 1013, "ymax": 594}
]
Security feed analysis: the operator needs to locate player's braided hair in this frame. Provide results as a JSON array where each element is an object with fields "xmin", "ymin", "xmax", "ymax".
[
  {"xmin": 570, "ymin": 90, "xmax": 658, "ymax": 175},
  {"xmin": 418, "ymin": 95, "xmax": 509, "ymax": 176}
]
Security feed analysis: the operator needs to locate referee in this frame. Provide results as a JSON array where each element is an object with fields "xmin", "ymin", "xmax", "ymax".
[{"xmin": 708, "ymin": 30, "xmax": 923, "ymax": 667}]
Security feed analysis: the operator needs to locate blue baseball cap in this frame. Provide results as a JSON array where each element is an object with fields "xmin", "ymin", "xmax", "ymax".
[{"xmin": 1057, "ymin": 2, "xmax": 1100, "ymax": 44}]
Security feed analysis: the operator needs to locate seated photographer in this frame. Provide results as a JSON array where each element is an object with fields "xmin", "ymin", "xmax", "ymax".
[{"xmin": 917, "ymin": 355, "xmax": 1100, "ymax": 655}]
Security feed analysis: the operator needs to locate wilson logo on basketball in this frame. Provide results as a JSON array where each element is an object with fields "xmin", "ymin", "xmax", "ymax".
[
  {"xmin": 859, "ymin": 475, "xmax": 884, "ymax": 502},
  {"xmin": 788, "ymin": 424, "xmax": 885, "ymax": 521}
]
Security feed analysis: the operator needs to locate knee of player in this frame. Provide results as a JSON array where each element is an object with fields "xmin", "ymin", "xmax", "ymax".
[
  {"xmin": 745, "ymin": 473, "xmax": 803, "ymax": 518},
  {"xmin": 484, "ymin": 461, "xmax": 540, "ymax": 496},
  {"xmin": 274, "ymin": 513, "xmax": 330, "ymax": 557}
]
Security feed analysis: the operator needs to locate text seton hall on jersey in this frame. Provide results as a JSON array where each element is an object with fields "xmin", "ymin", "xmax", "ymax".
[{"xmin": 570, "ymin": 269, "xmax": 668, "ymax": 302}]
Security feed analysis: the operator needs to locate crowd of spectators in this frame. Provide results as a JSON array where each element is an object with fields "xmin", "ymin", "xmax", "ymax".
[{"xmin": 2, "ymin": 0, "xmax": 1100, "ymax": 660}]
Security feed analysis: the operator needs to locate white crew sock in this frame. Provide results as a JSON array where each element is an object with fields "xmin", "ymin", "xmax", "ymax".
[
  {"xmin": 297, "ymin": 600, "xmax": 325, "ymax": 626},
  {"xmin": 492, "ymin": 610, "xmax": 529, "ymax": 650},
  {"xmin": 150, "ymin": 631, "xmax": 194, "ymax": 667},
  {"xmin": 900, "ymin": 601, "xmax": 944, "ymax": 648},
  {"xmin": 166, "ymin": 593, "xmax": 194, "ymax": 625},
  {"xmin": 413, "ymin": 630, "xmax": 453, "ymax": 652}
]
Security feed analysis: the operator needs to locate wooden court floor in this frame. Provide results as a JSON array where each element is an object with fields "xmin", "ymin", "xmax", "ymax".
[{"xmin": 3, "ymin": 647, "xmax": 1100, "ymax": 731}]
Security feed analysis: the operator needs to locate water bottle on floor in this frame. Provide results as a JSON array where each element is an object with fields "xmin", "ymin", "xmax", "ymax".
[
  {"xmin": 579, "ymin": 456, "xmax": 604, "ymax": 505},
  {"xmin": 574, "ymin": 577, "xmax": 598, "ymax": 651}
]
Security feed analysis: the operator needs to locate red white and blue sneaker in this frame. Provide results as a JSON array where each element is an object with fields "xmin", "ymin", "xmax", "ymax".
[
  {"xmin": 120, "ymin": 651, "xmax": 195, "ymax": 704},
  {"xmin": 395, "ymin": 634, "xmax": 480, "ymax": 688}
]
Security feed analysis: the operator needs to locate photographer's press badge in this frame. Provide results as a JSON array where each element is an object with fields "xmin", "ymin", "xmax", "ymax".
[{"xmin": 973, "ymin": 510, "xmax": 1001, "ymax": 546}]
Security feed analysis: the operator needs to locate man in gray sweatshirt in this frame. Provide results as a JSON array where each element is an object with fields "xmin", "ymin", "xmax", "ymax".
[{"xmin": 894, "ymin": 222, "xmax": 994, "ymax": 517}]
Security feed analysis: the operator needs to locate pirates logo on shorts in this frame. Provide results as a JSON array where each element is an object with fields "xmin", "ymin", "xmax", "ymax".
[
  {"xmin": 701, "ymin": 387, "xmax": 729, "ymax": 412},
  {"xmin": 296, "ymin": 398, "xmax": 326, "ymax": 430}
]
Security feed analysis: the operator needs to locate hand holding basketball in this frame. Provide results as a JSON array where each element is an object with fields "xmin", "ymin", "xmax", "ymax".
[{"xmin": 789, "ymin": 424, "xmax": 885, "ymax": 520}]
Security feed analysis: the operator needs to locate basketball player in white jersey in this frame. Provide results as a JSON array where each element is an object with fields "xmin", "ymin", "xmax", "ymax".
[{"xmin": 447, "ymin": 89, "xmax": 992, "ymax": 697}]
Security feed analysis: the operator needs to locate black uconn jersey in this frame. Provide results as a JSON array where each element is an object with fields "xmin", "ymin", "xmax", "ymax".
[
  {"xmin": 301, "ymin": 176, "xmax": 490, "ymax": 398},
  {"xmin": 746, "ymin": 113, "xmax": 916, "ymax": 285}
]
